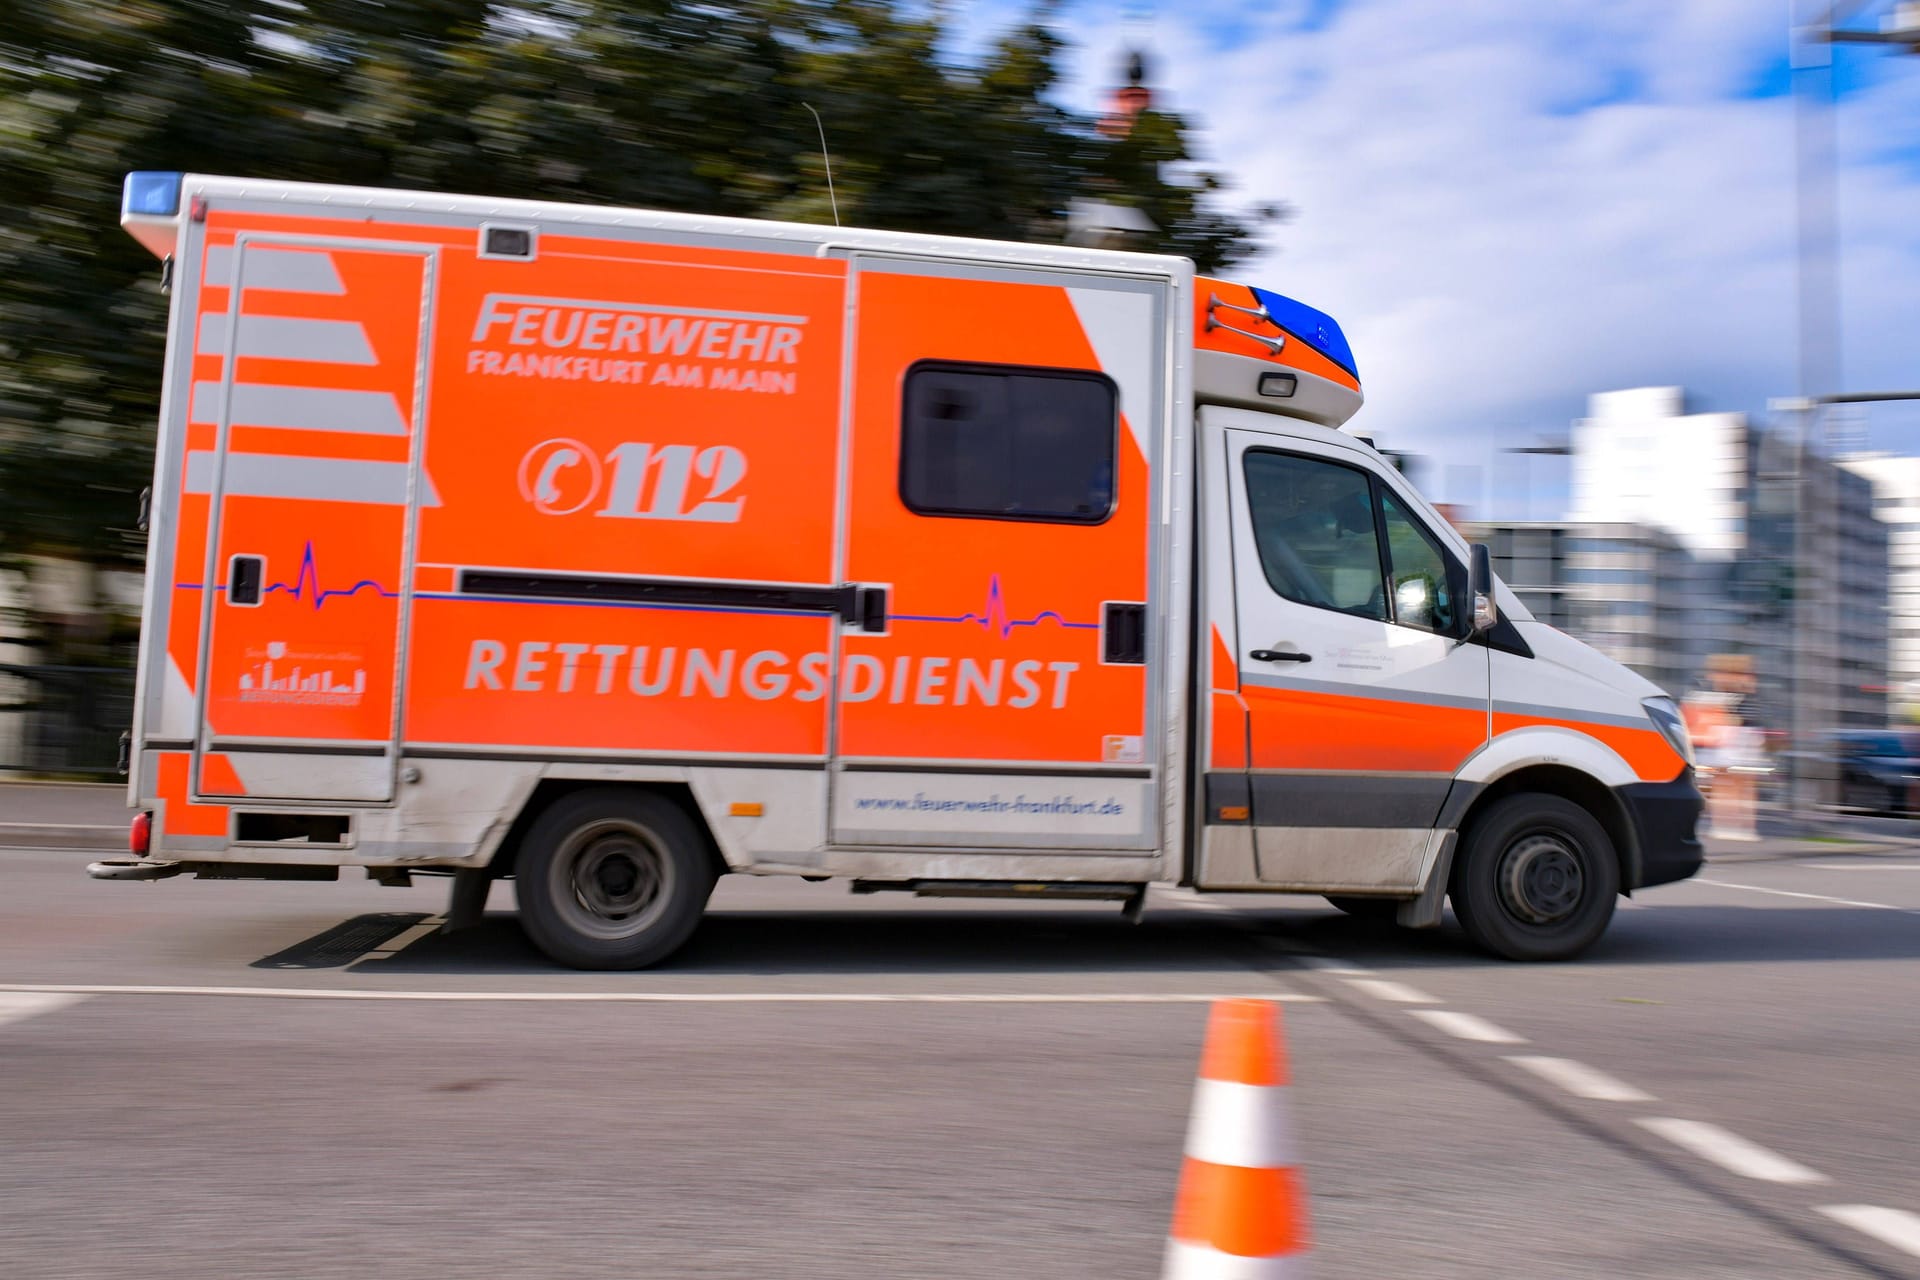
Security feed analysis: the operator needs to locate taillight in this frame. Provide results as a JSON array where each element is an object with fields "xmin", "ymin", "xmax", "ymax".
[{"xmin": 130, "ymin": 812, "xmax": 152, "ymax": 856}]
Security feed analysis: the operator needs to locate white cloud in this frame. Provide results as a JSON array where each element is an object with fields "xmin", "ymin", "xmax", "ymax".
[{"xmin": 969, "ymin": 0, "xmax": 1920, "ymax": 504}]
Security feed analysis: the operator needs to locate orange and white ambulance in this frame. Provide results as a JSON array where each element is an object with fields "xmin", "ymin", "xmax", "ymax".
[{"xmin": 96, "ymin": 171, "xmax": 1703, "ymax": 967}]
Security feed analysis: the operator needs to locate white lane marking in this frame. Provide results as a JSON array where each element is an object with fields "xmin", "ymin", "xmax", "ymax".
[
  {"xmin": 1817, "ymin": 1205, "xmax": 1920, "ymax": 1259},
  {"xmin": 1694, "ymin": 878, "xmax": 1920, "ymax": 915},
  {"xmin": 360, "ymin": 921, "xmax": 443, "ymax": 962},
  {"xmin": 1812, "ymin": 863, "xmax": 1920, "ymax": 871},
  {"xmin": 1505, "ymin": 1055, "xmax": 1656, "ymax": 1103},
  {"xmin": 0, "ymin": 984, "xmax": 1323, "ymax": 1005},
  {"xmin": 1343, "ymin": 977, "xmax": 1438, "ymax": 1004},
  {"xmin": 1295, "ymin": 956, "xmax": 1375, "ymax": 976},
  {"xmin": 0, "ymin": 992, "xmax": 86, "ymax": 1027},
  {"xmin": 1409, "ymin": 1010, "xmax": 1527, "ymax": 1044},
  {"xmin": 1636, "ymin": 1118, "xmax": 1830, "ymax": 1185}
]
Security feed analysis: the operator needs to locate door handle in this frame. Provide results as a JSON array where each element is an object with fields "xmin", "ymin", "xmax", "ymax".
[{"xmin": 1250, "ymin": 649, "xmax": 1311, "ymax": 664}]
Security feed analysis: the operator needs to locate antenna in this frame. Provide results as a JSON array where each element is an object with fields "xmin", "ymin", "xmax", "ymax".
[{"xmin": 802, "ymin": 103, "xmax": 840, "ymax": 227}]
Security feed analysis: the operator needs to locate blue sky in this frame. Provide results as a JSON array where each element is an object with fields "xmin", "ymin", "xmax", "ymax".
[{"xmin": 949, "ymin": 0, "xmax": 1920, "ymax": 518}]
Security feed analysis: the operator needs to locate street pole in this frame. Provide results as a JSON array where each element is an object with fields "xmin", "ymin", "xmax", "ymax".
[
  {"xmin": 1783, "ymin": 2, "xmax": 1920, "ymax": 823},
  {"xmin": 1790, "ymin": 1, "xmax": 1842, "ymax": 822}
]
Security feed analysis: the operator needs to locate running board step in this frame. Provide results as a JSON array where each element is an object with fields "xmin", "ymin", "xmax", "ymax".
[
  {"xmin": 89, "ymin": 859, "xmax": 340, "ymax": 882},
  {"xmin": 850, "ymin": 879, "xmax": 1143, "ymax": 901},
  {"xmin": 88, "ymin": 857, "xmax": 183, "ymax": 881}
]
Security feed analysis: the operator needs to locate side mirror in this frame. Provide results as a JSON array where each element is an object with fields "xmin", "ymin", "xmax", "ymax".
[{"xmin": 1470, "ymin": 543, "xmax": 1498, "ymax": 634}]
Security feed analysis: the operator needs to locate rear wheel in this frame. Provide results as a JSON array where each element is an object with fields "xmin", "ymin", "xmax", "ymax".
[
  {"xmin": 1324, "ymin": 895, "xmax": 1402, "ymax": 922},
  {"xmin": 1450, "ymin": 793, "xmax": 1618, "ymax": 962},
  {"xmin": 515, "ymin": 789, "xmax": 716, "ymax": 970}
]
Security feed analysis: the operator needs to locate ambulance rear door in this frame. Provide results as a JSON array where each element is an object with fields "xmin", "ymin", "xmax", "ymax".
[
  {"xmin": 828, "ymin": 255, "xmax": 1176, "ymax": 851},
  {"xmin": 190, "ymin": 233, "xmax": 437, "ymax": 804}
]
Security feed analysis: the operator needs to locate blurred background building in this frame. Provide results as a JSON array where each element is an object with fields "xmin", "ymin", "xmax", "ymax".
[
  {"xmin": 1840, "ymin": 452, "xmax": 1920, "ymax": 720},
  {"xmin": 1464, "ymin": 386, "xmax": 1890, "ymax": 736},
  {"xmin": 1461, "ymin": 519, "xmax": 1710, "ymax": 701}
]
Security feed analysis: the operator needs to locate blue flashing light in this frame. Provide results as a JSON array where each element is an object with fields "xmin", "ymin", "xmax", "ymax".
[
  {"xmin": 1249, "ymin": 286, "xmax": 1358, "ymax": 381},
  {"xmin": 123, "ymin": 171, "xmax": 183, "ymax": 218}
]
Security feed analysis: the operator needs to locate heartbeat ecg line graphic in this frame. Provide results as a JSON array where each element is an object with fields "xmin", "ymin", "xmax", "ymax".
[
  {"xmin": 177, "ymin": 541, "xmax": 396, "ymax": 610},
  {"xmin": 889, "ymin": 575, "xmax": 1098, "ymax": 639}
]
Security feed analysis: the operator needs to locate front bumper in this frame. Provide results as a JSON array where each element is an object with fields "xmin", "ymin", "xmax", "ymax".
[{"xmin": 1620, "ymin": 769, "xmax": 1705, "ymax": 889}]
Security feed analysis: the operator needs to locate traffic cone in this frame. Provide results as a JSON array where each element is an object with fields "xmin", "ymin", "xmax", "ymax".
[{"xmin": 1163, "ymin": 999, "xmax": 1310, "ymax": 1278}]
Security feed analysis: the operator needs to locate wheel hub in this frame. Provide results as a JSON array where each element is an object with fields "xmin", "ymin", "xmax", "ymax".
[
  {"xmin": 1496, "ymin": 833, "xmax": 1584, "ymax": 925},
  {"xmin": 556, "ymin": 825, "xmax": 671, "ymax": 938},
  {"xmin": 574, "ymin": 839, "xmax": 659, "ymax": 918}
]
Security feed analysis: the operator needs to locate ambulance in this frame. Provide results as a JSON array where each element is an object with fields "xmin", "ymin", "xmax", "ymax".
[{"xmin": 94, "ymin": 171, "xmax": 1703, "ymax": 968}]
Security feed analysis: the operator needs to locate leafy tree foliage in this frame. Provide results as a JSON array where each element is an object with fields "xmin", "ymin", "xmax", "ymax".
[{"xmin": 0, "ymin": 0, "xmax": 1271, "ymax": 564}]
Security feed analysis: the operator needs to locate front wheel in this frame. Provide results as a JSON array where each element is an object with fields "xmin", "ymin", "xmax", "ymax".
[
  {"xmin": 516, "ymin": 789, "xmax": 716, "ymax": 970},
  {"xmin": 1450, "ymin": 794, "xmax": 1618, "ymax": 962}
]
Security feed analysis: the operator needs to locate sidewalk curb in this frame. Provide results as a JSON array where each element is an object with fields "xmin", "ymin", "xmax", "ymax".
[
  {"xmin": 1703, "ymin": 841, "xmax": 1920, "ymax": 864},
  {"xmin": 0, "ymin": 824, "xmax": 125, "ymax": 851}
]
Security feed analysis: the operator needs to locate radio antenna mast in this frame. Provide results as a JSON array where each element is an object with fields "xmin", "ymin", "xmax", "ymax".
[{"xmin": 802, "ymin": 103, "xmax": 840, "ymax": 227}]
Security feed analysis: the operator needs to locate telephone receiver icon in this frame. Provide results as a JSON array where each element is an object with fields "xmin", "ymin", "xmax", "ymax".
[{"xmin": 536, "ymin": 448, "xmax": 580, "ymax": 506}]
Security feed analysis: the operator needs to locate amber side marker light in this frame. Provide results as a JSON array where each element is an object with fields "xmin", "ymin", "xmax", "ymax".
[
  {"xmin": 729, "ymin": 802, "xmax": 765, "ymax": 818},
  {"xmin": 1218, "ymin": 805, "xmax": 1250, "ymax": 822}
]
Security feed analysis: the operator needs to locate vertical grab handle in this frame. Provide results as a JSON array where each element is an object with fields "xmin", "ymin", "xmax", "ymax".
[{"xmin": 228, "ymin": 555, "xmax": 264, "ymax": 606}]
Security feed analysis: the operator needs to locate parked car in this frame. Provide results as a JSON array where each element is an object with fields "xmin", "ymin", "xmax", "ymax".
[{"xmin": 1824, "ymin": 731, "xmax": 1920, "ymax": 816}]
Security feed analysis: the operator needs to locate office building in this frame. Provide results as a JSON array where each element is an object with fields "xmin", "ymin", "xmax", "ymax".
[
  {"xmin": 1841, "ymin": 452, "xmax": 1920, "ymax": 716},
  {"xmin": 1496, "ymin": 388, "xmax": 1888, "ymax": 732},
  {"xmin": 1463, "ymin": 519, "xmax": 1711, "ymax": 699}
]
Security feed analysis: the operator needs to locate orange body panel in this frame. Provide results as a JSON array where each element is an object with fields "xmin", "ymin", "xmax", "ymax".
[
  {"xmin": 838, "ymin": 271, "xmax": 1151, "ymax": 764},
  {"xmin": 1244, "ymin": 684, "xmax": 1487, "ymax": 775},
  {"xmin": 153, "ymin": 752, "xmax": 231, "ymax": 837},
  {"xmin": 162, "ymin": 209, "xmax": 1155, "ymax": 775},
  {"xmin": 398, "ymin": 230, "xmax": 849, "ymax": 753},
  {"xmin": 407, "ymin": 604, "xmax": 834, "ymax": 755},
  {"xmin": 1493, "ymin": 712, "xmax": 1685, "ymax": 784},
  {"xmin": 1209, "ymin": 626, "xmax": 1249, "ymax": 770},
  {"xmin": 414, "ymin": 243, "xmax": 847, "ymax": 585}
]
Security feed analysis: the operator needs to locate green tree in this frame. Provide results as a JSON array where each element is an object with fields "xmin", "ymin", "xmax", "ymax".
[{"xmin": 0, "ymin": 0, "xmax": 1272, "ymax": 567}]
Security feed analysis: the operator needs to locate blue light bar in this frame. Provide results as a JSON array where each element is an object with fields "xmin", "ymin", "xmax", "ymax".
[
  {"xmin": 1249, "ymin": 286, "xmax": 1358, "ymax": 381},
  {"xmin": 123, "ymin": 171, "xmax": 183, "ymax": 218}
]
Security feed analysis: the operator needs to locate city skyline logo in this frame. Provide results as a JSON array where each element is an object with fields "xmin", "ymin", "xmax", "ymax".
[{"xmin": 237, "ymin": 640, "xmax": 367, "ymax": 706}]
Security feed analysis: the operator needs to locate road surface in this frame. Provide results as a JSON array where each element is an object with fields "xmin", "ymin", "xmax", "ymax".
[{"xmin": 2, "ymin": 837, "xmax": 1917, "ymax": 1278}]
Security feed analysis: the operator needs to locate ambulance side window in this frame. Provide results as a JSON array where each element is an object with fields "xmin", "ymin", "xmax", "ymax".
[
  {"xmin": 1243, "ymin": 451, "xmax": 1389, "ymax": 621},
  {"xmin": 899, "ymin": 362, "xmax": 1117, "ymax": 523},
  {"xmin": 1380, "ymin": 490, "xmax": 1461, "ymax": 635}
]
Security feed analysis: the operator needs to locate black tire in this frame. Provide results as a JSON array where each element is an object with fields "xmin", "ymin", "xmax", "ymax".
[
  {"xmin": 515, "ymin": 789, "xmax": 716, "ymax": 970},
  {"xmin": 1449, "ymin": 793, "xmax": 1619, "ymax": 962},
  {"xmin": 1324, "ymin": 895, "xmax": 1402, "ymax": 922}
]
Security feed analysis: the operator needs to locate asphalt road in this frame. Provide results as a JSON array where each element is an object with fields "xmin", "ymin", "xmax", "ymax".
[{"xmin": 3, "ymin": 839, "xmax": 1919, "ymax": 1279}]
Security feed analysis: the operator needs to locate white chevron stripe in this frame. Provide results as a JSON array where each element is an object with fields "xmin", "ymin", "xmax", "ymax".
[
  {"xmin": 197, "ymin": 314, "xmax": 375, "ymax": 365},
  {"xmin": 204, "ymin": 246, "xmax": 344, "ymax": 294},
  {"xmin": 1068, "ymin": 285, "xmax": 1156, "ymax": 458},
  {"xmin": 191, "ymin": 382, "xmax": 407, "ymax": 435},
  {"xmin": 184, "ymin": 452, "xmax": 440, "ymax": 507}
]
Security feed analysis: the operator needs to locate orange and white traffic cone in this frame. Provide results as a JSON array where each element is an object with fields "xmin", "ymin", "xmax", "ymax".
[{"xmin": 1163, "ymin": 998, "xmax": 1309, "ymax": 1278}]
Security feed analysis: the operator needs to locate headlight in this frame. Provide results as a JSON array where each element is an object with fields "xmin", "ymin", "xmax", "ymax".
[{"xmin": 1642, "ymin": 696, "xmax": 1696, "ymax": 769}]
